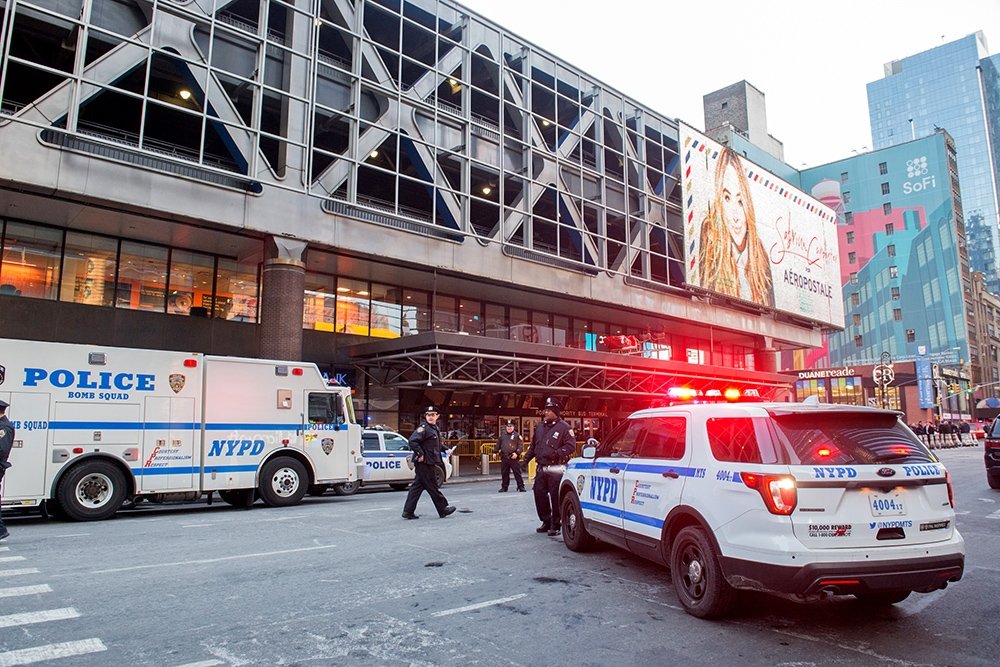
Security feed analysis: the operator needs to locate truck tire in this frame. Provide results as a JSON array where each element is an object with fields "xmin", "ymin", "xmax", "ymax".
[
  {"xmin": 332, "ymin": 481, "xmax": 360, "ymax": 496},
  {"xmin": 55, "ymin": 460, "xmax": 127, "ymax": 521},
  {"xmin": 258, "ymin": 457, "xmax": 308, "ymax": 507},
  {"xmin": 670, "ymin": 526, "xmax": 737, "ymax": 619},
  {"xmin": 218, "ymin": 489, "xmax": 256, "ymax": 508}
]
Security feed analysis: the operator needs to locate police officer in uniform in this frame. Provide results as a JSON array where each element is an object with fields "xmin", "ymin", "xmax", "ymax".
[
  {"xmin": 402, "ymin": 406, "xmax": 456, "ymax": 520},
  {"xmin": 523, "ymin": 397, "xmax": 576, "ymax": 536},
  {"xmin": 0, "ymin": 399, "xmax": 14, "ymax": 541},
  {"xmin": 496, "ymin": 419, "xmax": 526, "ymax": 493}
]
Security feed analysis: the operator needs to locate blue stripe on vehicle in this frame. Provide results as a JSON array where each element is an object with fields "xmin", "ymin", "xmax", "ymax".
[
  {"xmin": 567, "ymin": 461, "xmax": 626, "ymax": 471},
  {"xmin": 623, "ymin": 510, "xmax": 665, "ymax": 529},
  {"xmin": 621, "ymin": 463, "xmax": 704, "ymax": 478},
  {"xmin": 582, "ymin": 501, "xmax": 666, "ymax": 530},
  {"xmin": 50, "ymin": 422, "xmax": 199, "ymax": 430},
  {"xmin": 580, "ymin": 501, "xmax": 622, "ymax": 519}
]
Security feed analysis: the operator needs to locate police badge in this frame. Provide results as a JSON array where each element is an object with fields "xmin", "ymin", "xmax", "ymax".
[
  {"xmin": 321, "ymin": 438, "xmax": 334, "ymax": 455},
  {"xmin": 168, "ymin": 374, "xmax": 185, "ymax": 394}
]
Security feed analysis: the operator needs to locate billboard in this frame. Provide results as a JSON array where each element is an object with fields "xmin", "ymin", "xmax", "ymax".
[{"xmin": 680, "ymin": 123, "xmax": 844, "ymax": 329}]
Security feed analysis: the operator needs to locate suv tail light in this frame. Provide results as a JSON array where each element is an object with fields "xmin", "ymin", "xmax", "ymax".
[
  {"xmin": 741, "ymin": 472, "xmax": 797, "ymax": 515},
  {"xmin": 945, "ymin": 471, "xmax": 955, "ymax": 509}
]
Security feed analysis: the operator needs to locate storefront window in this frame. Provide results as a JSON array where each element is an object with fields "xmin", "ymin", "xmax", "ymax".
[
  {"xmin": 60, "ymin": 231, "xmax": 117, "ymax": 307},
  {"xmin": 459, "ymin": 298, "xmax": 483, "ymax": 335},
  {"xmin": 795, "ymin": 379, "xmax": 826, "ymax": 401},
  {"xmin": 304, "ymin": 272, "xmax": 337, "ymax": 331},
  {"xmin": 484, "ymin": 302, "xmax": 506, "ymax": 338},
  {"xmin": 337, "ymin": 277, "xmax": 370, "ymax": 335},
  {"xmin": 552, "ymin": 314, "xmax": 569, "ymax": 347},
  {"xmin": 830, "ymin": 376, "xmax": 864, "ymax": 405},
  {"xmin": 116, "ymin": 241, "xmax": 167, "ymax": 312},
  {"xmin": 215, "ymin": 257, "xmax": 259, "ymax": 321},
  {"xmin": 509, "ymin": 306, "xmax": 530, "ymax": 341},
  {"xmin": 0, "ymin": 221, "xmax": 61, "ymax": 299},
  {"xmin": 371, "ymin": 282, "xmax": 403, "ymax": 338},
  {"xmin": 168, "ymin": 249, "xmax": 215, "ymax": 316},
  {"xmin": 433, "ymin": 294, "xmax": 458, "ymax": 332},
  {"xmin": 403, "ymin": 289, "xmax": 429, "ymax": 335},
  {"xmin": 533, "ymin": 311, "xmax": 553, "ymax": 344}
]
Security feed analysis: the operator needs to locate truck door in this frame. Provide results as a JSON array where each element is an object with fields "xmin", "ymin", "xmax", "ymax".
[
  {"xmin": 140, "ymin": 397, "xmax": 196, "ymax": 491},
  {"xmin": 0, "ymin": 392, "xmax": 51, "ymax": 502},
  {"xmin": 304, "ymin": 392, "xmax": 350, "ymax": 482}
]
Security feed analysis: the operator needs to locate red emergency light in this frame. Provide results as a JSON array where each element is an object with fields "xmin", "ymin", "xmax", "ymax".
[
  {"xmin": 183, "ymin": 359, "xmax": 198, "ymax": 367},
  {"xmin": 292, "ymin": 367, "xmax": 304, "ymax": 376}
]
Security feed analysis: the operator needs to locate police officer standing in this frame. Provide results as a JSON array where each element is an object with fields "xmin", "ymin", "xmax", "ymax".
[
  {"xmin": 523, "ymin": 398, "xmax": 576, "ymax": 536},
  {"xmin": 0, "ymin": 399, "xmax": 14, "ymax": 541},
  {"xmin": 402, "ymin": 406, "xmax": 456, "ymax": 520},
  {"xmin": 496, "ymin": 419, "xmax": 526, "ymax": 493}
]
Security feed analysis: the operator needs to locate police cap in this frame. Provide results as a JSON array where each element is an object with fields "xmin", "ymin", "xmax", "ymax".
[
  {"xmin": 424, "ymin": 405, "xmax": 440, "ymax": 415},
  {"xmin": 504, "ymin": 419, "xmax": 515, "ymax": 427},
  {"xmin": 0, "ymin": 399, "xmax": 8, "ymax": 409},
  {"xmin": 543, "ymin": 397, "xmax": 562, "ymax": 416}
]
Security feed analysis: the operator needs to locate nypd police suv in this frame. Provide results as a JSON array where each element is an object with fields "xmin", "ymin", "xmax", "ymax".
[{"xmin": 557, "ymin": 399, "xmax": 965, "ymax": 618}]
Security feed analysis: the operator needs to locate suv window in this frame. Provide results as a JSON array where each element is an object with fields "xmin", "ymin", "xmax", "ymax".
[
  {"xmin": 988, "ymin": 419, "xmax": 1000, "ymax": 438},
  {"xmin": 706, "ymin": 417, "xmax": 774, "ymax": 463},
  {"xmin": 770, "ymin": 413, "xmax": 934, "ymax": 464},
  {"xmin": 384, "ymin": 433, "xmax": 411, "ymax": 451},
  {"xmin": 361, "ymin": 433, "xmax": 380, "ymax": 452},
  {"xmin": 600, "ymin": 420, "xmax": 645, "ymax": 457},
  {"xmin": 635, "ymin": 417, "xmax": 686, "ymax": 459}
]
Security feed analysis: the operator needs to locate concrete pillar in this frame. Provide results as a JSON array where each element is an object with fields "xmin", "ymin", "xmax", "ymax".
[{"xmin": 260, "ymin": 236, "xmax": 307, "ymax": 361}]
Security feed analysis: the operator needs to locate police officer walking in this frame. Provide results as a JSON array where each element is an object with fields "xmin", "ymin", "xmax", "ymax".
[
  {"xmin": 496, "ymin": 419, "xmax": 526, "ymax": 493},
  {"xmin": 0, "ymin": 399, "xmax": 14, "ymax": 541},
  {"xmin": 524, "ymin": 398, "xmax": 576, "ymax": 537},
  {"xmin": 402, "ymin": 405, "xmax": 456, "ymax": 520}
]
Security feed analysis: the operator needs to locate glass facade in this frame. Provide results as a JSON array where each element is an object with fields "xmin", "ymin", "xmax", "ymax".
[{"xmin": 867, "ymin": 33, "xmax": 1000, "ymax": 293}]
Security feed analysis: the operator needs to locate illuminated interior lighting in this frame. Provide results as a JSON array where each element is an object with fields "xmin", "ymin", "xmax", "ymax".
[
  {"xmin": 358, "ymin": 291, "xmax": 369, "ymax": 296},
  {"xmin": 336, "ymin": 286, "xmax": 350, "ymax": 293},
  {"xmin": 178, "ymin": 89, "xmax": 192, "ymax": 100},
  {"xmin": 481, "ymin": 185, "xmax": 492, "ymax": 195},
  {"xmin": 542, "ymin": 119, "xmax": 551, "ymax": 127},
  {"xmin": 369, "ymin": 150, "xmax": 379, "ymax": 159}
]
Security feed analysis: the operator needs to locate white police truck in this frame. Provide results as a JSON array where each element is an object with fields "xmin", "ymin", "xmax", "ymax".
[
  {"xmin": 0, "ymin": 338, "xmax": 364, "ymax": 521},
  {"xmin": 557, "ymin": 400, "xmax": 965, "ymax": 618}
]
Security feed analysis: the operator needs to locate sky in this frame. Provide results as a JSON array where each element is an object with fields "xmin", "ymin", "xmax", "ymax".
[{"xmin": 458, "ymin": 0, "xmax": 1000, "ymax": 169}]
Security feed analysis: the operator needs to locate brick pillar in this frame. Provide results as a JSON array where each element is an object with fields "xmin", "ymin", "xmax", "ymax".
[
  {"xmin": 260, "ymin": 237, "xmax": 307, "ymax": 361},
  {"xmin": 755, "ymin": 336, "xmax": 777, "ymax": 373}
]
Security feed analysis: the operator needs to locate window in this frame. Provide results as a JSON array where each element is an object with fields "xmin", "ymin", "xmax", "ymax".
[
  {"xmin": 879, "ymin": 162, "xmax": 888, "ymax": 175},
  {"xmin": 843, "ymin": 190, "xmax": 852, "ymax": 204},
  {"xmin": 889, "ymin": 266, "xmax": 898, "ymax": 279},
  {"xmin": 854, "ymin": 334, "xmax": 863, "ymax": 348},
  {"xmin": 168, "ymin": 250, "xmax": 216, "ymax": 316},
  {"xmin": 891, "ymin": 286, "xmax": 900, "ymax": 300},
  {"xmin": 830, "ymin": 376, "xmax": 864, "ymax": 406},
  {"xmin": 1, "ymin": 222, "xmax": 61, "ymax": 300},
  {"xmin": 117, "ymin": 241, "xmax": 167, "ymax": 312},
  {"xmin": 893, "ymin": 308, "xmax": 902, "ymax": 321},
  {"xmin": 215, "ymin": 258, "xmax": 259, "ymax": 321},
  {"xmin": 337, "ymin": 277, "xmax": 371, "ymax": 334},
  {"xmin": 304, "ymin": 273, "xmax": 337, "ymax": 331},
  {"xmin": 307, "ymin": 393, "xmax": 344, "ymax": 424},
  {"xmin": 600, "ymin": 419, "xmax": 644, "ymax": 457},
  {"xmin": 635, "ymin": 417, "xmax": 686, "ymax": 459},
  {"xmin": 383, "ymin": 432, "xmax": 411, "ymax": 451},
  {"xmin": 885, "ymin": 223, "xmax": 894, "ymax": 235},
  {"xmin": 845, "ymin": 211, "xmax": 854, "ymax": 225},
  {"xmin": 840, "ymin": 172, "xmax": 849, "ymax": 184},
  {"xmin": 721, "ymin": 101, "xmax": 728, "ymax": 110},
  {"xmin": 371, "ymin": 283, "xmax": 404, "ymax": 338},
  {"xmin": 881, "ymin": 182, "xmax": 890, "ymax": 195},
  {"xmin": 887, "ymin": 244, "xmax": 896, "ymax": 257},
  {"xmin": 851, "ymin": 292, "xmax": 860, "ymax": 307},
  {"xmin": 361, "ymin": 433, "xmax": 381, "ymax": 452},
  {"xmin": 883, "ymin": 202, "xmax": 892, "ymax": 215},
  {"xmin": 60, "ymin": 231, "xmax": 117, "ymax": 307},
  {"xmin": 906, "ymin": 329, "xmax": 916, "ymax": 343},
  {"xmin": 848, "ymin": 251, "xmax": 856, "ymax": 264},
  {"xmin": 850, "ymin": 272, "xmax": 858, "ymax": 285},
  {"xmin": 852, "ymin": 313, "xmax": 861, "ymax": 326},
  {"xmin": 846, "ymin": 231, "xmax": 855, "ymax": 244},
  {"xmin": 706, "ymin": 418, "xmax": 769, "ymax": 464}
]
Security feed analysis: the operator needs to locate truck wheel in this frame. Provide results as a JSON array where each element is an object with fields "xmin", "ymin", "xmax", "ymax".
[
  {"xmin": 258, "ymin": 457, "xmax": 308, "ymax": 507},
  {"xmin": 218, "ymin": 489, "xmax": 255, "ymax": 508},
  {"xmin": 670, "ymin": 526, "xmax": 736, "ymax": 619},
  {"xmin": 55, "ymin": 460, "xmax": 127, "ymax": 521},
  {"xmin": 434, "ymin": 466, "xmax": 446, "ymax": 487},
  {"xmin": 332, "ymin": 481, "xmax": 360, "ymax": 496},
  {"xmin": 988, "ymin": 472, "xmax": 1000, "ymax": 490},
  {"xmin": 560, "ymin": 493, "xmax": 596, "ymax": 552}
]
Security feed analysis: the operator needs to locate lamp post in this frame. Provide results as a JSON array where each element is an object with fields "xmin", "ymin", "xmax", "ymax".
[{"xmin": 876, "ymin": 351, "xmax": 893, "ymax": 409}]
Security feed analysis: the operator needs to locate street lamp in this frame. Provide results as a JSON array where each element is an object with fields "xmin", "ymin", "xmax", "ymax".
[{"xmin": 876, "ymin": 351, "xmax": 893, "ymax": 409}]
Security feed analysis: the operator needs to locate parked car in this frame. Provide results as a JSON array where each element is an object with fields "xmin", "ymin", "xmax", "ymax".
[
  {"xmin": 557, "ymin": 400, "xmax": 965, "ymax": 618},
  {"xmin": 310, "ymin": 429, "xmax": 454, "ymax": 496},
  {"xmin": 985, "ymin": 419, "xmax": 1000, "ymax": 489}
]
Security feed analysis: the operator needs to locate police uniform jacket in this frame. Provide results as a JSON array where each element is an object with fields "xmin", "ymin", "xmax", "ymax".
[
  {"xmin": 496, "ymin": 431, "xmax": 524, "ymax": 460},
  {"xmin": 0, "ymin": 415, "xmax": 14, "ymax": 473},
  {"xmin": 525, "ymin": 418, "xmax": 576, "ymax": 467},
  {"xmin": 408, "ymin": 421, "xmax": 445, "ymax": 469}
]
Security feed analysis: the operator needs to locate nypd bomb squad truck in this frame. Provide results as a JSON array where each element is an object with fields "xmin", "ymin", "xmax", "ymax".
[{"xmin": 0, "ymin": 338, "xmax": 364, "ymax": 521}]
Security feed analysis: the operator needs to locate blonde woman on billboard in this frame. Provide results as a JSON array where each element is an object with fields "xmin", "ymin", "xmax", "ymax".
[{"xmin": 698, "ymin": 147, "xmax": 774, "ymax": 308}]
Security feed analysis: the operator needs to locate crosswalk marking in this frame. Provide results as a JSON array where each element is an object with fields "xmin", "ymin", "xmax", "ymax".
[
  {"xmin": 0, "ymin": 556, "xmax": 26, "ymax": 564},
  {"xmin": 0, "ymin": 584, "xmax": 52, "ymax": 599},
  {"xmin": 987, "ymin": 508, "xmax": 1000, "ymax": 520},
  {"xmin": 0, "ymin": 608, "xmax": 80, "ymax": 629},
  {"xmin": 0, "ymin": 568, "xmax": 39, "ymax": 578},
  {"xmin": 0, "ymin": 638, "xmax": 107, "ymax": 666}
]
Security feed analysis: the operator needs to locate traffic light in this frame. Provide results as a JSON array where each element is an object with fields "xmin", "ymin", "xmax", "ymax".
[{"xmin": 949, "ymin": 383, "xmax": 960, "ymax": 394}]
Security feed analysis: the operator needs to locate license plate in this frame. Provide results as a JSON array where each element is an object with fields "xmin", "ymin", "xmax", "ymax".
[{"xmin": 869, "ymin": 493, "xmax": 906, "ymax": 516}]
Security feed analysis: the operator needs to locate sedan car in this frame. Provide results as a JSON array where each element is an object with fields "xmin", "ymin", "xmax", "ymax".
[{"xmin": 311, "ymin": 429, "xmax": 454, "ymax": 495}]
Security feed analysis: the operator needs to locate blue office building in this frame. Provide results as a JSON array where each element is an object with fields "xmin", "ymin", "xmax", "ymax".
[{"xmin": 868, "ymin": 32, "xmax": 1000, "ymax": 293}]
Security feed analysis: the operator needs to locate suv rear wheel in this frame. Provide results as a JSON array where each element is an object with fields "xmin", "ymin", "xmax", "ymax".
[{"xmin": 670, "ymin": 526, "xmax": 736, "ymax": 619}]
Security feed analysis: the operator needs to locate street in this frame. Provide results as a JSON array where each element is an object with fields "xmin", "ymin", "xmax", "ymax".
[{"xmin": 1, "ymin": 447, "xmax": 998, "ymax": 667}]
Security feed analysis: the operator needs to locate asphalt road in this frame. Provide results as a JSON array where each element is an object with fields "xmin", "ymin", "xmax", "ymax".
[{"xmin": 1, "ymin": 447, "xmax": 997, "ymax": 667}]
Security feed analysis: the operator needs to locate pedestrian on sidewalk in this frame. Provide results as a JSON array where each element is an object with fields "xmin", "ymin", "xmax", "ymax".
[
  {"xmin": 0, "ymin": 399, "xmax": 14, "ymax": 541},
  {"xmin": 496, "ymin": 419, "xmax": 526, "ymax": 493},
  {"xmin": 524, "ymin": 397, "xmax": 576, "ymax": 537},
  {"xmin": 401, "ymin": 405, "xmax": 456, "ymax": 520}
]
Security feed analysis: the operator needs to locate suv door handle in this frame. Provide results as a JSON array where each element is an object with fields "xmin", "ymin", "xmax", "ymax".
[
  {"xmin": 609, "ymin": 467, "xmax": 621, "ymax": 474},
  {"xmin": 662, "ymin": 471, "xmax": 679, "ymax": 479}
]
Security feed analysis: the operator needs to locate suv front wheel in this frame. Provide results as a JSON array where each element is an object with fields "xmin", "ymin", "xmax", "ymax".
[{"xmin": 670, "ymin": 526, "xmax": 737, "ymax": 619}]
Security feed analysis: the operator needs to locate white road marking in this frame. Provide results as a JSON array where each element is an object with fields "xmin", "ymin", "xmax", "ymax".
[
  {"xmin": 0, "ymin": 546, "xmax": 8, "ymax": 552},
  {"xmin": 53, "ymin": 533, "xmax": 91, "ymax": 538},
  {"xmin": 431, "ymin": 593, "xmax": 527, "ymax": 617},
  {"xmin": 0, "ymin": 585, "xmax": 52, "ymax": 599},
  {"xmin": 180, "ymin": 524, "xmax": 215, "ymax": 528},
  {"xmin": 0, "ymin": 607, "xmax": 80, "ymax": 629},
  {"xmin": 171, "ymin": 661, "xmax": 224, "ymax": 667},
  {"xmin": 980, "ymin": 497, "xmax": 997, "ymax": 503},
  {"xmin": 0, "ymin": 556, "xmax": 26, "ymax": 564},
  {"xmin": 771, "ymin": 628, "xmax": 923, "ymax": 666},
  {"xmin": 0, "ymin": 569, "xmax": 39, "ymax": 578},
  {"xmin": 0, "ymin": 639, "xmax": 107, "ymax": 666},
  {"xmin": 897, "ymin": 587, "xmax": 947, "ymax": 616},
  {"xmin": 86, "ymin": 544, "xmax": 339, "ymax": 574},
  {"xmin": 987, "ymin": 508, "xmax": 1000, "ymax": 520},
  {"xmin": 261, "ymin": 514, "xmax": 310, "ymax": 521},
  {"xmin": 357, "ymin": 507, "xmax": 397, "ymax": 513}
]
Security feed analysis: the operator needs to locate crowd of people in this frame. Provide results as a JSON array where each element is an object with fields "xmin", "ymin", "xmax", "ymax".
[{"xmin": 908, "ymin": 419, "xmax": 981, "ymax": 448}]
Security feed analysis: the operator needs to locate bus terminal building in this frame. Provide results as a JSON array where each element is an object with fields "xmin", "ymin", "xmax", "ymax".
[{"xmin": 0, "ymin": 0, "xmax": 843, "ymax": 439}]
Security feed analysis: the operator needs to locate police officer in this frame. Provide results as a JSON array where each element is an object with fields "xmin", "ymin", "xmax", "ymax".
[
  {"xmin": 496, "ymin": 419, "xmax": 526, "ymax": 493},
  {"xmin": 523, "ymin": 397, "xmax": 576, "ymax": 537},
  {"xmin": 402, "ymin": 406, "xmax": 456, "ymax": 520},
  {"xmin": 0, "ymin": 399, "xmax": 14, "ymax": 541}
]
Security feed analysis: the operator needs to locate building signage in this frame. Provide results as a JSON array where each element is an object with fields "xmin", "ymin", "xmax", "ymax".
[
  {"xmin": 679, "ymin": 123, "xmax": 844, "ymax": 329},
  {"xmin": 916, "ymin": 357, "xmax": 935, "ymax": 409},
  {"xmin": 797, "ymin": 367, "xmax": 855, "ymax": 380}
]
